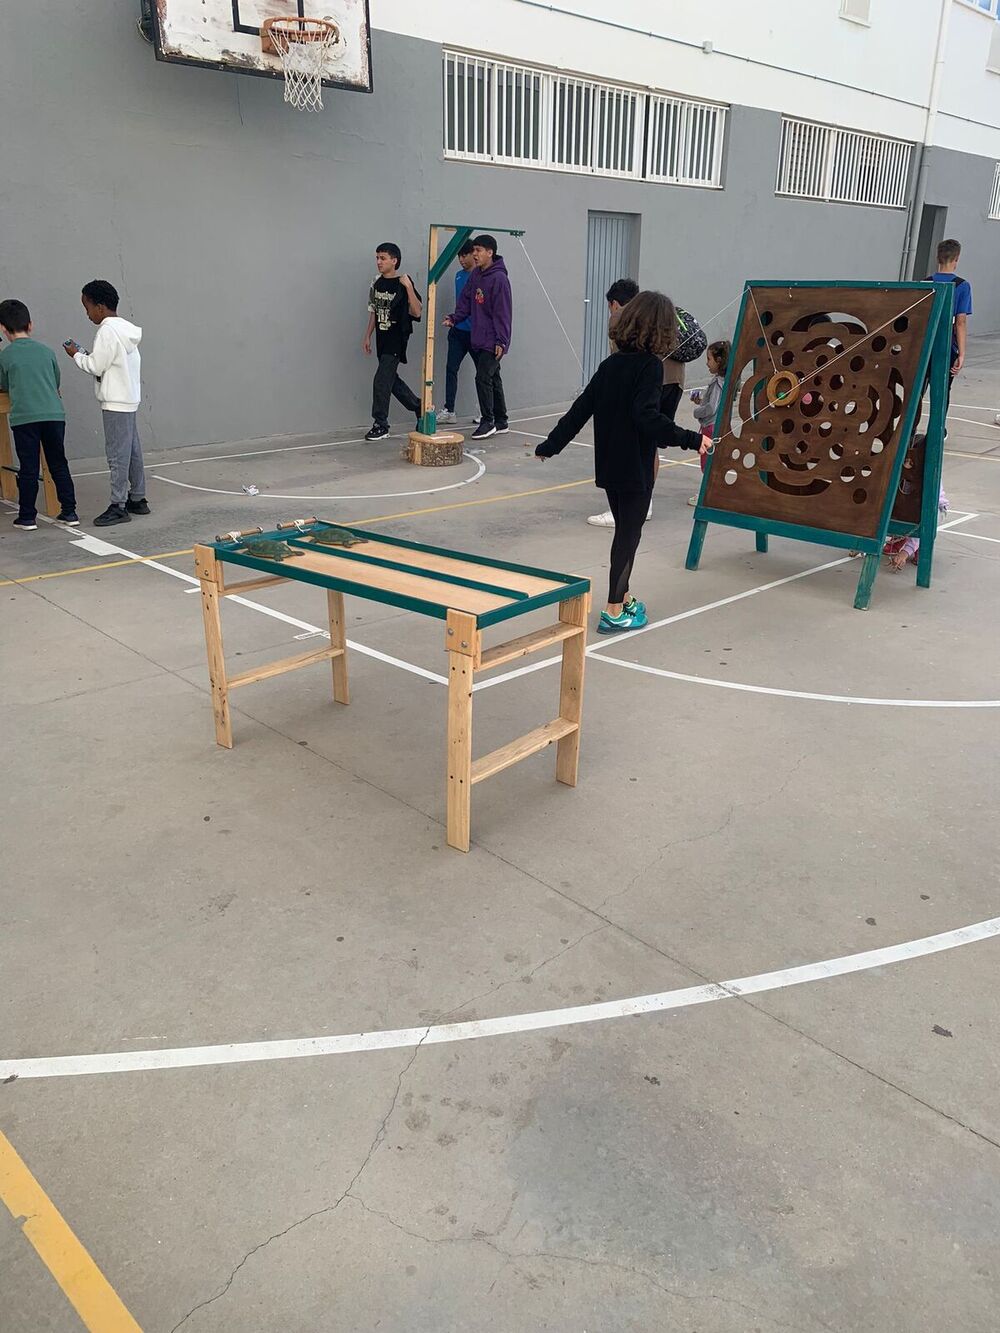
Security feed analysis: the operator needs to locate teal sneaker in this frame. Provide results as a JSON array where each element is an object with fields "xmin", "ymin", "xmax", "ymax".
[
  {"xmin": 623, "ymin": 595, "xmax": 645, "ymax": 617},
  {"xmin": 597, "ymin": 605, "xmax": 649, "ymax": 634}
]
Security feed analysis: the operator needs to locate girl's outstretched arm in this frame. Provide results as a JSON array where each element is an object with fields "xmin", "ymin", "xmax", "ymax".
[
  {"xmin": 535, "ymin": 375, "xmax": 596, "ymax": 458},
  {"xmin": 633, "ymin": 359, "xmax": 701, "ymax": 450}
]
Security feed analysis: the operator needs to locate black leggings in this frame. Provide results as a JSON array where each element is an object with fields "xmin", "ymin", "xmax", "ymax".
[{"xmin": 606, "ymin": 488, "xmax": 651, "ymax": 605}]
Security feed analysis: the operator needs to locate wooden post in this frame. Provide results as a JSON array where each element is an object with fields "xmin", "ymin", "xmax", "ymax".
[
  {"xmin": 445, "ymin": 609, "xmax": 478, "ymax": 853},
  {"xmin": 194, "ymin": 544, "xmax": 233, "ymax": 748},
  {"xmin": 0, "ymin": 392, "xmax": 17, "ymax": 505},
  {"xmin": 555, "ymin": 593, "xmax": 589, "ymax": 786},
  {"xmin": 420, "ymin": 224, "xmax": 440, "ymax": 425},
  {"xmin": 327, "ymin": 589, "xmax": 350, "ymax": 704}
]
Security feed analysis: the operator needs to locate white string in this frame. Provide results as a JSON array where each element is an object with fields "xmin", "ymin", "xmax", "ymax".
[
  {"xmin": 706, "ymin": 288, "xmax": 935, "ymax": 454},
  {"xmin": 516, "ymin": 238, "xmax": 583, "ymax": 373},
  {"xmin": 747, "ymin": 286, "xmax": 779, "ymax": 374}
]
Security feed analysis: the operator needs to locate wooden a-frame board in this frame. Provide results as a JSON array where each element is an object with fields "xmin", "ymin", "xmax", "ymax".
[{"xmin": 685, "ymin": 280, "xmax": 954, "ymax": 609}]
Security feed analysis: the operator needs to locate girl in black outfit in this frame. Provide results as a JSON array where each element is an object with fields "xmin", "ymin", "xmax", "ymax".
[{"xmin": 536, "ymin": 292, "xmax": 702, "ymax": 633}]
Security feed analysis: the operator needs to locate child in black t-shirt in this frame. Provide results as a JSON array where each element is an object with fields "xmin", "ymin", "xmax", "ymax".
[{"xmin": 363, "ymin": 242, "xmax": 423, "ymax": 441}]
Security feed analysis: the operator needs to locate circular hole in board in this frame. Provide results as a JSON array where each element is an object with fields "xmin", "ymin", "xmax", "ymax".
[
  {"xmin": 841, "ymin": 466, "xmax": 856, "ymax": 481},
  {"xmin": 850, "ymin": 356, "xmax": 865, "ymax": 372},
  {"xmin": 853, "ymin": 488, "xmax": 867, "ymax": 504},
  {"xmin": 829, "ymin": 443, "xmax": 844, "ymax": 460},
  {"xmin": 724, "ymin": 469, "xmax": 738, "ymax": 485},
  {"xmin": 781, "ymin": 419, "xmax": 796, "ymax": 434},
  {"xmin": 761, "ymin": 436, "xmax": 775, "ymax": 452},
  {"xmin": 893, "ymin": 316, "xmax": 909, "ymax": 332},
  {"xmin": 743, "ymin": 453, "xmax": 756, "ymax": 468},
  {"xmin": 871, "ymin": 440, "xmax": 885, "ymax": 453},
  {"xmin": 872, "ymin": 335, "xmax": 887, "ymax": 352}
]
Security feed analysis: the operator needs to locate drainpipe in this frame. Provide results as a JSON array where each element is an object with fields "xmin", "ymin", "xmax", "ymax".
[{"xmin": 900, "ymin": 0, "xmax": 951, "ymax": 278}]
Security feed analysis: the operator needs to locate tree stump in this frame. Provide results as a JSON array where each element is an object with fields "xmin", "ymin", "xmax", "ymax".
[{"xmin": 404, "ymin": 431, "xmax": 465, "ymax": 467}]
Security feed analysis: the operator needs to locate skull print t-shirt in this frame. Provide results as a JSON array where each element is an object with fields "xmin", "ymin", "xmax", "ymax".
[{"xmin": 368, "ymin": 276, "xmax": 421, "ymax": 363}]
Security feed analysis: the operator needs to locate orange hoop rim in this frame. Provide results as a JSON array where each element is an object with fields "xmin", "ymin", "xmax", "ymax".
[{"xmin": 262, "ymin": 15, "xmax": 340, "ymax": 45}]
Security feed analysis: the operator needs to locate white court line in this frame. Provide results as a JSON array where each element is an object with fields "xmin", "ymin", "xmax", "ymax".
[
  {"xmin": 591, "ymin": 653, "xmax": 1000, "ymax": 708},
  {"xmin": 942, "ymin": 529, "xmax": 1000, "ymax": 544},
  {"xmin": 2, "ymin": 511, "xmax": 447, "ymax": 686},
  {"xmin": 71, "ymin": 414, "xmax": 565, "ymax": 477},
  {"xmin": 3, "ymin": 914, "xmax": 998, "ymax": 1080},
  {"xmin": 152, "ymin": 452, "xmax": 487, "ymax": 502},
  {"xmin": 949, "ymin": 416, "xmax": 1000, "ymax": 432},
  {"xmin": 475, "ymin": 513, "xmax": 981, "ymax": 696}
]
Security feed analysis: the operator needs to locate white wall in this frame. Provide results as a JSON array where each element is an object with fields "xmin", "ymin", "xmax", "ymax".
[
  {"xmin": 937, "ymin": 2, "xmax": 1000, "ymax": 158},
  {"xmin": 372, "ymin": 0, "xmax": 1000, "ymax": 160}
]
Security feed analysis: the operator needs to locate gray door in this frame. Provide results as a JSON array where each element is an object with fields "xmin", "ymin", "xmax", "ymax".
[
  {"xmin": 582, "ymin": 212, "xmax": 639, "ymax": 382},
  {"xmin": 913, "ymin": 204, "xmax": 947, "ymax": 281}
]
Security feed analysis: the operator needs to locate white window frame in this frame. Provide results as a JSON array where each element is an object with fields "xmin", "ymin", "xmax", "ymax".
[
  {"xmin": 989, "ymin": 162, "xmax": 1000, "ymax": 219},
  {"xmin": 443, "ymin": 50, "xmax": 727, "ymax": 190},
  {"xmin": 776, "ymin": 117, "xmax": 913, "ymax": 209},
  {"xmin": 954, "ymin": 0, "xmax": 999, "ymax": 17},
  {"xmin": 839, "ymin": 0, "xmax": 872, "ymax": 26}
]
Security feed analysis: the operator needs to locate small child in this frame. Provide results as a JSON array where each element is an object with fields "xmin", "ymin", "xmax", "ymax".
[
  {"xmin": 884, "ymin": 489, "xmax": 950, "ymax": 571},
  {"xmin": 688, "ymin": 339, "xmax": 730, "ymax": 505},
  {"xmin": 535, "ymin": 291, "xmax": 702, "ymax": 633},
  {"xmin": 0, "ymin": 299, "xmax": 78, "ymax": 530},
  {"xmin": 64, "ymin": 279, "xmax": 147, "ymax": 527}
]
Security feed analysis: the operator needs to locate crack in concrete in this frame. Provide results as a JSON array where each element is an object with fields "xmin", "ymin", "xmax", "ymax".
[
  {"xmin": 168, "ymin": 1030, "xmax": 431, "ymax": 1332},
  {"xmin": 600, "ymin": 803, "xmax": 737, "ymax": 911}
]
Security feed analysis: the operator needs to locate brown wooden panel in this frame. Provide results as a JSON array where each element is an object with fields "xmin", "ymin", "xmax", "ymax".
[{"xmin": 702, "ymin": 286, "xmax": 935, "ymax": 539}]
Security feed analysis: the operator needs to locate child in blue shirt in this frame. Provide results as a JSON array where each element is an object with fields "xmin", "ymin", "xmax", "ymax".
[
  {"xmin": 928, "ymin": 238, "xmax": 972, "ymax": 421},
  {"xmin": 437, "ymin": 241, "xmax": 476, "ymax": 424}
]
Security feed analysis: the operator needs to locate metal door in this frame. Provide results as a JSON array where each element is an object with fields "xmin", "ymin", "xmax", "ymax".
[{"xmin": 582, "ymin": 212, "xmax": 639, "ymax": 382}]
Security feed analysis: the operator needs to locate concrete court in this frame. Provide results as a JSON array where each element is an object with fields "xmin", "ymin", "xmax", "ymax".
[{"xmin": 1, "ymin": 338, "xmax": 999, "ymax": 1333}]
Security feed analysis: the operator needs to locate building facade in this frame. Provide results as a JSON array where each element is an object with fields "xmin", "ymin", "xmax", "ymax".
[{"xmin": 2, "ymin": 0, "xmax": 997, "ymax": 455}]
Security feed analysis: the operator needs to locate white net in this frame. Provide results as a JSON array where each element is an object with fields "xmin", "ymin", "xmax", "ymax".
[{"xmin": 265, "ymin": 18, "xmax": 341, "ymax": 113}]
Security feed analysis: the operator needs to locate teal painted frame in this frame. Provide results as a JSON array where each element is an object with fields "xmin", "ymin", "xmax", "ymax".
[
  {"xmin": 685, "ymin": 279, "xmax": 953, "ymax": 610},
  {"xmin": 418, "ymin": 224, "xmax": 526, "ymax": 435},
  {"xmin": 210, "ymin": 520, "xmax": 589, "ymax": 629}
]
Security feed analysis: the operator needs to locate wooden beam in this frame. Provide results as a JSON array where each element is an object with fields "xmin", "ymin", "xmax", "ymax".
[
  {"xmin": 194, "ymin": 544, "xmax": 233, "ymax": 749},
  {"xmin": 446, "ymin": 650, "xmax": 474, "ymax": 852},
  {"xmin": 478, "ymin": 622, "xmax": 584, "ymax": 672},
  {"xmin": 471, "ymin": 719, "xmax": 577, "ymax": 786},
  {"xmin": 555, "ymin": 593, "xmax": 589, "ymax": 786},
  {"xmin": 420, "ymin": 224, "xmax": 440, "ymax": 425},
  {"xmin": 219, "ymin": 574, "xmax": 287, "ymax": 596},
  {"xmin": 327, "ymin": 589, "xmax": 350, "ymax": 704},
  {"xmin": 228, "ymin": 644, "xmax": 345, "ymax": 690}
]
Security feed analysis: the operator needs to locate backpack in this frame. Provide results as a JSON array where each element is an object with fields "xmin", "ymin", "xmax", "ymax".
[{"xmin": 669, "ymin": 306, "xmax": 707, "ymax": 363}]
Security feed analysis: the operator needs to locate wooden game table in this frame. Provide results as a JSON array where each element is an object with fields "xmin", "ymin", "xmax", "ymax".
[{"xmin": 194, "ymin": 518, "xmax": 591, "ymax": 852}]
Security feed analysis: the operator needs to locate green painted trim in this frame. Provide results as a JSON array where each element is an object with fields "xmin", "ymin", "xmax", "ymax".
[
  {"xmin": 335, "ymin": 521, "xmax": 587, "ymax": 587},
  {"xmin": 477, "ymin": 577, "xmax": 592, "ymax": 628},
  {"xmin": 428, "ymin": 227, "xmax": 474, "ymax": 286},
  {"xmin": 745, "ymin": 279, "xmax": 937, "ymax": 291},
  {"xmin": 690, "ymin": 507, "xmax": 882, "ymax": 554},
  {"xmin": 283, "ymin": 535, "xmax": 532, "ymax": 601}
]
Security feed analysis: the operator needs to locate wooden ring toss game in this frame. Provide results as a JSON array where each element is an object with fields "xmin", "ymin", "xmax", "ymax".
[
  {"xmin": 686, "ymin": 280, "xmax": 955, "ymax": 609},
  {"xmin": 194, "ymin": 519, "xmax": 591, "ymax": 852}
]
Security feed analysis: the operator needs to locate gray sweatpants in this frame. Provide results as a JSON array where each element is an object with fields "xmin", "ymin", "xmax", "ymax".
[{"xmin": 102, "ymin": 410, "xmax": 145, "ymax": 507}]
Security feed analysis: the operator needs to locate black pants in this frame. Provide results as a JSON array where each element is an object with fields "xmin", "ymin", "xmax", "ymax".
[
  {"xmin": 606, "ymin": 488, "xmax": 651, "ymax": 605},
  {"xmin": 11, "ymin": 420, "xmax": 76, "ymax": 520},
  {"xmin": 474, "ymin": 349, "xmax": 508, "ymax": 427},
  {"xmin": 660, "ymin": 381, "xmax": 682, "ymax": 422},
  {"xmin": 372, "ymin": 353, "xmax": 421, "ymax": 429},
  {"xmin": 445, "ymin": 328, "xmax": 472, "ymax": 412}
]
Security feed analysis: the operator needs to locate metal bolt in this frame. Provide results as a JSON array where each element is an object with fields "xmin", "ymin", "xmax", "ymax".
[
  {"xmin": 461, "ymin": 641, "xmax": 468, "ymax": 648},
  {"xmin": 447, "ymin": 628, "xmax": 454, "ymax": 635}
]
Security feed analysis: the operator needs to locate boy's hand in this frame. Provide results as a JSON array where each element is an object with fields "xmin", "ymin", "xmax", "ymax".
[
  {"xmin": 362, "ymin": 336, "xmax": 371, "ymax": 355},
  {"xmin": 443, "ymin": 316, "xmax": 454, "ymax": 328},
  {"xmin": 494, "ymin": 344, "xmax": 505, "ymax": 360},
  {"xmin": 951, "ymin": 356, "xmax": 963, "ymax": 376},
  {"xmin": 699, "ymin": 437, "xmax": 711, "ymax": 456},
  {"xmin": 62, "ymin": 340, "xmax": 80, "ymax": 358},
  {"xmin": 690, "ymin": 390, "xmax": 701, "ymax": 404}
]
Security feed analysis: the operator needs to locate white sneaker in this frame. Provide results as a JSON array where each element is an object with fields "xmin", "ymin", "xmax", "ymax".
[
  {"xmin": 437, "ymin": 410, "xmax": 456, "ymax": 424},
  {"xmin": 587, "ymin": 510, "xmax": 615, "ymax": 527}
]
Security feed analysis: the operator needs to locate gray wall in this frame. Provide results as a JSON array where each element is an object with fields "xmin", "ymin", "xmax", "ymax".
[
  {"xmin": 0, "ymin": 1, "xmax": 989, "ymax": 458},
  {"xmin": 923, "ymin": 147, "xmax": 1000, "ymax": 321}
]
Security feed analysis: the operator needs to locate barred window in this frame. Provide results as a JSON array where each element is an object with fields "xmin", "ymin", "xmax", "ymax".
[
  {"xmin": 990, "ymin": 162, "xmax": 1000, "ymax": 220},
  {"xmin": 443, "ymin": 51, "xmax": 726, "ymax": 188},
  {"xmin": 777, "ymin": 117, "xmax": 912, "ymax": 208}
]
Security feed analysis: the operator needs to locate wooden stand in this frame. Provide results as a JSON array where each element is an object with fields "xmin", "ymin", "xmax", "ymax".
[
  {"xmin": 404, "ymin": 431, "xmax": 465, "ymax": 467},
  {"xmin": 444, "ymin": 596, "xmax": 589, "ymax": 852},
  {"xmin": 194, "ymin": 519, "xmax": 589, "ymax": 853},
  {"xmin": 0, "ymin": 391, "xmax": 59, "ymax": 517}
]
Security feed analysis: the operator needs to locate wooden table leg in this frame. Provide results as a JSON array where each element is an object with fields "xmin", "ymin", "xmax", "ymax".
[
  {"xmin": 40, "ymin": 463, "xmax": 59, "ymax": 518},
  {"xmin": 194, "ymin": 544, "xmax": 232, "ymax": 748},
  {"xmin": 556, "ymin": 593, "xmax": 589, "ymax": 786},
  {"xmin": 445, "ymin": 610, "xmax": 478, "ymax": 852},
  {"xmin": 327, "ymin": 589, "xmax": 350, "ymax": 704}
]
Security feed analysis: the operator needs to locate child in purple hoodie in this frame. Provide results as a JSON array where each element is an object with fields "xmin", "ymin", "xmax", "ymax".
[{"xmin": 444, "ymin": 234, "xmax": 512, "ymax": 440}]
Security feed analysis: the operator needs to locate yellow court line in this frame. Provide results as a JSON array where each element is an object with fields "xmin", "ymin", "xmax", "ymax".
[{"xmin": 0, "ymin": 1129, "xmax": 142, "ymax": 1331}]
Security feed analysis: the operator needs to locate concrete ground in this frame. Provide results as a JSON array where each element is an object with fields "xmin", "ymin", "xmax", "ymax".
[{"xmin": 2, "ymin": 336, "xmax": 999, "ymax": 1333}]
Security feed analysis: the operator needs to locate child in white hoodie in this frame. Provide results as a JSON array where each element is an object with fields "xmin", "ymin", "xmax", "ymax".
[{"xmin": 64, "ymin": 279, "xmax": 147, "ymax": 527}]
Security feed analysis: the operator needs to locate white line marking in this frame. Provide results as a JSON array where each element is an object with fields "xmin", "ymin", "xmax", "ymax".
[
  {"xmin": 590, "ymin": 652, "xmax": 1000, "ymax": 708},
  {"xmin": 69, "ymin": 535, "xmax": 123, "ymax": 556},
  {"xmin": 475, "ymin": 514, "xmax": 980, "ymax": 695},
  {"xmin": 151, "ymin": 452, "xmax": 487, "ymax": 502},
  {"xmin": 949, "ymin": 415, "xmax": 1000, "ymax": 432},
  {"xmin": 942, "ymin": 529, "xmax": 1000, "ymax": 545},
  {"xmin": 4, "ymin": 915, "xmax": 998, "ymax": 1080}
]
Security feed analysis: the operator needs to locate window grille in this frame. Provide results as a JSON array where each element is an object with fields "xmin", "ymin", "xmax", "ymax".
[
  {"xmin": 989, "ymin": 162, "xmax": 1000, "ymax": 220},
  {"xmin": 777, "ymin": 117, "xmax": 912, "ymax": 208},
  {"xmin": 443, "ymin": 51, "xmax": 725, "ymax": 188}
]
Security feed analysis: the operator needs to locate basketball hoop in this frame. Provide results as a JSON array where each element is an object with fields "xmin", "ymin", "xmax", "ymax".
[{"xmin": 262, "ymin": 16, "xmax": 342, "ymax": 112}]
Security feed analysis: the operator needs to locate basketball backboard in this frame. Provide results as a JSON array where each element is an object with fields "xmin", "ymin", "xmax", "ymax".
[{"xmin": 151, "ymin": 0, "xmax": 372, "ymax": 93}]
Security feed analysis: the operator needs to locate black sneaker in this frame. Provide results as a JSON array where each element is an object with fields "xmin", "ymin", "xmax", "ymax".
[
  {"xmin": 126, "ymin": 496, "xmax": 150, "ymax": 515},
  {"xmin": 471, "ymin": 421, "xmax": 497, "ymax": 440},
  {"xmin": 12, "ymin": 516, "xmax": 37, "ymax": 531},
  {"xmin": 55, "ymin": 510, "xmax": 80, "ymax": 526},
  {"xmin": 494, "ymin": 421, "xmax": 510, "ymax": 435},
  {"xmin": 93, "ymin": 504, "xmax": 131, "ymax": 527},
  {"xmin": 365, "ymin": 425, "xmax": 389, "ymax": 441}
]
